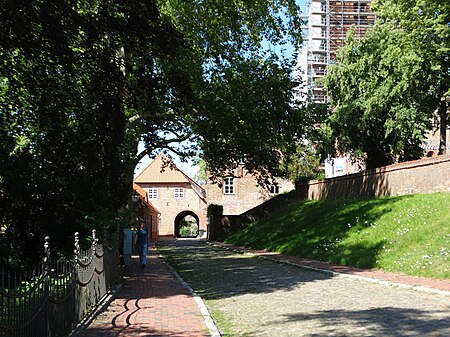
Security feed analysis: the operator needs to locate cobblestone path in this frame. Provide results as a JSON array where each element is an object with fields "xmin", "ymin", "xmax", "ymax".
[{"xmin": 158, "ymin": 239, "xmax": 450, "ymax": 337}]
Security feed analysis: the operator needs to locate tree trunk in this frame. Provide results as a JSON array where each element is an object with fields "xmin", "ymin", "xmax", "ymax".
[{"xmin": 438, "ymin": 98, "xmax": 448, "ymax": 155}]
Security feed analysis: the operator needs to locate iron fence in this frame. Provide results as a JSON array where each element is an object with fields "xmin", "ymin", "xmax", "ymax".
[{"xmin": 0, "ymin": 230, "xmax": 119, "ymax": 337}]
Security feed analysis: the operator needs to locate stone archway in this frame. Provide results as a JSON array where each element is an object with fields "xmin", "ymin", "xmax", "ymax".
[{"xmin": 174, "ymin": 211, "xmax": 200, "ymax": 238}]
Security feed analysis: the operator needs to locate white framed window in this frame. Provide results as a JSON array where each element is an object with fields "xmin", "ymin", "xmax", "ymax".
[
  {"xmin": 174, "ymin": 188, "xmax": 184, "ymax": 198},
  {"xmin": 269, "ymin": 185, "xmax": 280, "ymax": 195},
  {"xmin": 223, "ymin": 176, "xmax": 235, "ymax": 195},
  {"xmin": 147, "ymin": 188, "xmax": 158, "ymax": 199}
]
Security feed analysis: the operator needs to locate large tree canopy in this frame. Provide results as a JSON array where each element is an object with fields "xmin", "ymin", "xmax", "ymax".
[
  {"xmin": 0, "ymin": 0, "xmax": 303, "ymax": 262},
  {"xmin": 322, "ymin": 0, "xmax": 449, "ymax": 168},
  {"xmin": 371, "ymin": 0, "xmax": 450, "ymax": 155},
  {"xmin": 323, "ymin": 24, "xmax": 437, "ymax": 168}
]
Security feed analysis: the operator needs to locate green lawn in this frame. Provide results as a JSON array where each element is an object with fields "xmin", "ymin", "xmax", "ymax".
[{"xmin": 224, "ymin": 193, "xmax": 450, "ymax": 279}]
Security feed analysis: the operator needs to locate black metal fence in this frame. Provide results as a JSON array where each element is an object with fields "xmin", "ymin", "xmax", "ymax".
[{"xmin": 0, "ymin": 230, "xmax": 119, "ymax": 337}]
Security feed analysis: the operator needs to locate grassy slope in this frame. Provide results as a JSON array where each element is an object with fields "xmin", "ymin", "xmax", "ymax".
[{"xmin": 225, "ymin": 193, "xmax": 450, "ymax": 279}]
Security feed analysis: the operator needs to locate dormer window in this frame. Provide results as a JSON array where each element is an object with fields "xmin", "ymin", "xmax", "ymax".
[{"xmin": 223, "ymin": 176, "xmax": 235, "ymax": 195}]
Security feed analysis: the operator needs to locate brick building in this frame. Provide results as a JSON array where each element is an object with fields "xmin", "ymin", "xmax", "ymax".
[
  {"xmin": 133, "ymin": 154, "xmax": 207, "ymax": 238},
  {"xmin": 205, "ymin": 168, "xmax": 295, "ymax": 215},
  {"xmin": 423, "ymin": 128, "xmax": 450, "ymax": 157},
  {"xmin": 132, "ymin": 183, "xmax": 160, "ymax": 239}
]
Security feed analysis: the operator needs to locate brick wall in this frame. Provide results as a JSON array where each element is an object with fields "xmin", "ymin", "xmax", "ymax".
[
  {"xmin": 205, "ymin": 172, "xmax": 295, "ymax": 215},
  {"xmin": 138, "ymin": 182, "xmax": 207, "ymax": 236},
  {"xmin": 208, "ymin": 190, "xmax": 300, "ymax": 240},
  {"xmin": 297, "ymin": 155, "xmax": 450, "ymax": 200}
]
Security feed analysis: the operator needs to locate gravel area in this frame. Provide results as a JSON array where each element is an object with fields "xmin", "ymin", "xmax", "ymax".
[{"xmin": 158, "ymin": 239, "xmax": 450, "ymax": 337}]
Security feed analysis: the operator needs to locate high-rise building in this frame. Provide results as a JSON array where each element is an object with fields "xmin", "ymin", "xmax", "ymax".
[{"xmin": 298, "ymin": 0, "xmax": 376, "ymax": 103}]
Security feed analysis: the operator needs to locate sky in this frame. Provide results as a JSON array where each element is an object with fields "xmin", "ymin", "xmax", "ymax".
[{"xmin": 134, "ymin": 0, "xmax": 308, "ymax": 180}]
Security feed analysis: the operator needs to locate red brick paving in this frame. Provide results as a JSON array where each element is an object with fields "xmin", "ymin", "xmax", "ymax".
[{"xmin": 80, "ymin": 243, "xmax": 210, "ymax": 337}]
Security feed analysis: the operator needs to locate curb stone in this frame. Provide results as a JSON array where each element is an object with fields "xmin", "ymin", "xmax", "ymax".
[{"xmin": 262, "ymin": 255, "xmax": 450, "ymax": 297}]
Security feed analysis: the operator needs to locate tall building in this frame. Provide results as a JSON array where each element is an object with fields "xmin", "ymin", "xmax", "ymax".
[{"xmin": 298, "ymin": 0, "xmax": 376, "ymax": 103}]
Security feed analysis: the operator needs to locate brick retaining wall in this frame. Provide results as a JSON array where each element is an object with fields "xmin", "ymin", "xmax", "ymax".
[
  {"xmin": 296, "ymin": 155, "xmax": 450, "ymax": 200},
  {"xmin": 208, "ymin": 191, "xmax": 300, "ymax": 240}
]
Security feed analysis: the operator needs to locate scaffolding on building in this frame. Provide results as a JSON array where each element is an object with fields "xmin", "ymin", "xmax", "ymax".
[{"xmin": 305, "ymin": 0, "xmax": 375, "ymax": 103}]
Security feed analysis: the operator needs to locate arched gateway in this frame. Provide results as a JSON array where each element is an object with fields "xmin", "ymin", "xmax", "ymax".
[
  {"xmin": 133, "ymin": 154, "xmax": 207, "ymax": 238},
  {"xmin": 174, "ymin": 211, "xmax": 200, "ymax": 238}
]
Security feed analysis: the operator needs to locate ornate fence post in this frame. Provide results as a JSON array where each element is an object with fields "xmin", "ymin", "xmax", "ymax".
[
  {"xmin": 43, "ymin": 236, "xmax": 51, "ymax": 336},
  {"xmin": 73, "ymin": 232, "xmax": 82, "ymax": 322},
  {"xmin": 44, "ymin": 236, "xmax": 51, "ymax": 272},
  {"xmin": 74, "ymin": 232, "xmax": 80, "ymax": 261},
  {"xmin": 92, "ymin": 229, "xmax": 97, "ymax": 253}
]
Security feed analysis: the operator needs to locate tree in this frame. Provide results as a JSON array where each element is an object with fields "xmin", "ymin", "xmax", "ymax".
[
  {"xmin": 193, "ymin": 158, "xmax": 207, "ymax": 185},
  {"xmin": 0, "ymin": 0, "xmax": 304, "ymax": 262},
  {"xmin": 322, "ymin": 23, "xmax": 438, "ymax": 168},
  {"xmin": 278, "ymin": 142, "xmax": 324, "ymax": 181},
  {"xmin": 277, "ymin": 100, "xmax": 330, "ymax": 181},
  {"xmin": 193, "ymin": 56, "xmax": 304, "ymax": 184},
  {"xmin": 371, "ymin": 0, "xmax": 450, "ymax": 155}
]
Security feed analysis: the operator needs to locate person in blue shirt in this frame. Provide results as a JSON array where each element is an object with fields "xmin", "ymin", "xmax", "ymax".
[{"xmin": 136, "ymin": 221, "xmax": 149, "ymax": 268}]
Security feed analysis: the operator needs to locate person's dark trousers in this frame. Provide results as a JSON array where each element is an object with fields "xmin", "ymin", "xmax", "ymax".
[{"xmin": 138, "ymin": 243, "xmax": 148, "ymax": 268}]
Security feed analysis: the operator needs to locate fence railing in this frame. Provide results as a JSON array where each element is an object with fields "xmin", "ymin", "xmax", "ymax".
[{"xmin": 0, "ymin": 229, "xmax": 119, "ymax": 337}]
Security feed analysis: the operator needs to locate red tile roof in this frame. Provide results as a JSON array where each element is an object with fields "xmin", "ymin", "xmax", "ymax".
[
  {"xmin": 134, "ymin": 153, "xmax": 191, "ymax": 184},
  {"xmin": 132, "ymin": 183, "xmax": 160, "ymax": 213}
]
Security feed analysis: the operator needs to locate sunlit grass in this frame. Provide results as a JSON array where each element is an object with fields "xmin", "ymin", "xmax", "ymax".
[{"xmin": 224, "ymin": 193, "xmax": 450, "ymax": 279}]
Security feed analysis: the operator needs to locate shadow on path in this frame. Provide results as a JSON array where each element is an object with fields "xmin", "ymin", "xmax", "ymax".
[
  {"xmin": 157, "ymin": 239, "xmax": 450, "ymax": 337},
  {"xmin": 278, "ymin": 307, "xmax": 450, "ymax": 337},
  {"xmin": 157, "ymin": 239, "xmax": 334, "ymax": 300},
  {"xmin": 79, "ymin": 246, "xmax": 209, "ymax": 337}
]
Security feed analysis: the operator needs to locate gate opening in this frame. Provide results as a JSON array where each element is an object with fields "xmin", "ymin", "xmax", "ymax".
[{"xmin": 174, "ymin": 211, "xmax": 199, "ymax": 238}]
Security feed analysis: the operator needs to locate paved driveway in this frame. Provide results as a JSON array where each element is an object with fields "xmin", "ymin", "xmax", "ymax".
[{"xmin": 157, "ymin": 239, "xmax": 450, "ymax": 337}]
